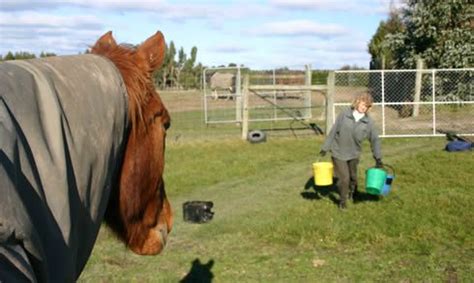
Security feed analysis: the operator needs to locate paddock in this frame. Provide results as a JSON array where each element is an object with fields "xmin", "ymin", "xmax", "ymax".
[
  {"xmin": 79, "ymin": 68, "xmax": 473, "ymax": 281},
  {"xmin": 79, "ymin": 136, "xmax": 474, "ymax": 281}
]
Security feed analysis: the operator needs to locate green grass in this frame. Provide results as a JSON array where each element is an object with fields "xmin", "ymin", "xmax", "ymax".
[{"xmin": 79, "ymin": 137, "xmax": 474, "ymax": 282}]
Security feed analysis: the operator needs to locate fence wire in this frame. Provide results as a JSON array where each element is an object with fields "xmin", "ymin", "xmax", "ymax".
[{"xmin": 333, "ymin": 69, "xmax": 474, "ymax": 137}]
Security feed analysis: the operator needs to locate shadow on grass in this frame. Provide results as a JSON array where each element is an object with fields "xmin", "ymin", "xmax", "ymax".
[
  {"xmin": 352, "ymin": 191, "xmax": 380, "ymax": 203},
  {"xmin": 301, "ymin": 177, "xmax": 339, "ymax": 205},
  {"xmin": 180, "ymin": 258, "xmax": 215, "ymax": 283},
  {"xmin": 301, "ymin": 177, "xmax": 381, "ymax": 204}
]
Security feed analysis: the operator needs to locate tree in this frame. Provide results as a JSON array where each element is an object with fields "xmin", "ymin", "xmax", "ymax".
[
  {"xmin": 152, "ymin": 42, "xmax": 202, "ymax": 90},
  {"xmin": 193, "ymin": 62, "xmax": 204, "ymax": 89},
  {"xmin": 15, "ymin": 52, "xmax": 36, "ymax": 60},
  {"xmin": 4, "ymin": 52, "xmax": 14, "ymax": 61},
  {"xmin": 385, "ymin": 0, "xmax": 473, "ymax": 69},
  {"xmin": 186, "ymin": 47, "xmax": 197, "ymax": 71},
  {"xmin": 368, "ymin": 9, "xmax": 404, "ymax": 69},
  {"xmin": 181, "ymin": 46, "xmax": 198, "ymax": 89},
  {"xmin": 175, "ymin": 47, "xmax": 187, "ymax": 89},
  {"xmin": 154, "ymin": 41, "xmax": 176, "ymax": 88},
  {"xmin": 339, "ymin": 64, "xmax": 366, "ymax": 70},
  {"xmin": 40, "ymin": 51, "xmax": 56, "ymax": 57}
]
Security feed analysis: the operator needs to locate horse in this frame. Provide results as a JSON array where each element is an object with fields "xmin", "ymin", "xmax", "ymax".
[
  {"xmin": 0, "ymin": 30, "xmax": 173, "ymax": 282},
  {"xmin": 209, "ymin": 72, "xmax": 235, "ymax": 100}
]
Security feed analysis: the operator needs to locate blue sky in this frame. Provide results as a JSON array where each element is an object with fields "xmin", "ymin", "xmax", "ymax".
[{"xmin": 0, "ymin": 0, "xmax": 403, "ymax": 69}]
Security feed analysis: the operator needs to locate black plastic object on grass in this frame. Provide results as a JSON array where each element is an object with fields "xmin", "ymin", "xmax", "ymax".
[{"xmin": 183, "ymin": 201, "xmax": 214, "ymax": 223}]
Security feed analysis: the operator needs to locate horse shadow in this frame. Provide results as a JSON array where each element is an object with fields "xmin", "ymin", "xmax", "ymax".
[
  {"xmin": 301, "ymin": 177, "xmax": 380, "ymax": 204},
  {"xmin": 180, "ymin": 258, "xmax": 215, "ymax": 283}
]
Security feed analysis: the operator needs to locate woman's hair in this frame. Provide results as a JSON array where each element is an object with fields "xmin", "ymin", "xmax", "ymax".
[{"xmin": 351, "ymin": 93, "xmax": 374, "ymax": 109}]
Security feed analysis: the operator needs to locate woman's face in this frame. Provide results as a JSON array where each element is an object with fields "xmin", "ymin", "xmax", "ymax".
[{"xmin": 356, "ymin": 101, "xmax": 369, "ymax": 113}]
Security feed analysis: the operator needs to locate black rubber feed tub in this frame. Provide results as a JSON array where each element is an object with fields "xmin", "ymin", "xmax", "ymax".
[{"xmin": 183, "ymin": 201, "xmax": 214, "ymax": 223}]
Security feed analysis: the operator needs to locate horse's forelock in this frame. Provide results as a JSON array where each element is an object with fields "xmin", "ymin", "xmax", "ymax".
[{"xmin": 91, "ymin": 44, "xmax": 155, "ymax": 131}]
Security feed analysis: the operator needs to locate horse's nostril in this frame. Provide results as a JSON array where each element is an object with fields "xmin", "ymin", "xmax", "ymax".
[{"xmin": 157, "ymin": 225, "xmax": 168, "ymax": 246}]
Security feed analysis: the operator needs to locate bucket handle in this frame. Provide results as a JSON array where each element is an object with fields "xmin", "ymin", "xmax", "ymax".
[
  {"xmin": 316, "ymin": 155, "xmax": 332, "ymax": 163},
  {"xmin": 383, "ymin": 164, "xmax": 395, "ymax": 176},
  {"xmin": 367, "ymin": 164, "xmax": 395, "ymax": 176}
]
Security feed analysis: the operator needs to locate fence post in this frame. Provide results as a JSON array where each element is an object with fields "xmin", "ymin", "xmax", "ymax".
[
  {"xmin": 241, "ymin": 73, "xmax": 250, "ymax": 140},
  {"xmin": 236, "ymin": 67, "xmax": 242, "ymax": 122},
  {"xmin": 203, "ymin": 68, "xmax": 208, "ymax": 124},
  {"xmin": 304, "ymin": 64, "xmax": 312, "ymax": 118},
  {"xmin": 325, "ymin": 71, "xmax": 335, "ymax": 135},
  {"xmin": 413, "ymin": 57, "xmax": 424, "ymax": 117},
  {"xmin": 381, "ymin": 70, "xmax": 386, "ymax": 136},
  {"xmin": 432, "ymin": 69, "xmax": 436, "ymax": 135},
  {"xmin": 273, "ymin": 68, "xmax": 277, "ymax": 120}
]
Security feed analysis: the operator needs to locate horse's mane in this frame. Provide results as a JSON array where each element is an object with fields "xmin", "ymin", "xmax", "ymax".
[{"xmin": 91, "ymin": 45, "xmax": 153, "ymax": 130}]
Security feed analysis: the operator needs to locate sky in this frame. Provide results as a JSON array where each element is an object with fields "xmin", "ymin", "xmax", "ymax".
[{"xmin": 0, "ymin": 0, "xmax": 403, "ymax": 70}]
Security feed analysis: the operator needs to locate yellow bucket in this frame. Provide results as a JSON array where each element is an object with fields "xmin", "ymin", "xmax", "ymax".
[{"xmin": 313, "ymin": 162, "xmax": 334, "ymax": 186}]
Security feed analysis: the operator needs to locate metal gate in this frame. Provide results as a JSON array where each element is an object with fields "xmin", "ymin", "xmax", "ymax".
[
  {"xmin": 203, "ymin": 66, "xmax": 243, "ymax": 124},
  {"xmin": 203, "ymin": 66, "xmax": 314, "ymax": 124}
]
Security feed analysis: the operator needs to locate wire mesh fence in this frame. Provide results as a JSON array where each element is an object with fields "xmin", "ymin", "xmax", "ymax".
[
  {"xmin": 333, "ymin": 69, "xmax": 474, "ymax": 137},
  {"xmin": 161, "ymin": 68, "xmax": 472, "ymax": 143}
]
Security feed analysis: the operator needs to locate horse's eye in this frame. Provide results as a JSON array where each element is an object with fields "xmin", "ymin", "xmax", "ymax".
[{"xmin": 164, "ymin": 120, "xmax": 170, "ymax": 130}]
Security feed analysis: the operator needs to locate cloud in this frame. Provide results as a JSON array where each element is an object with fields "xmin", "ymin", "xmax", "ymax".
[
  {"xmin": 0, "ymin": 30, "xmax": 98, "ymax": 54},
  {"xmin": 0, "ymin": 0, "xmax": 47, "ymax": 11},
  {"xmin": 237, "ymin": 49, "xmax": 370, "ymax": 70},
  {"xmin": 244, "ymin": 35, "xmax": 371, "ymax": 69},
  {"xmin": 0, "ymin": 1, "xmax": 211, "ymax": 21},
  {"xmin": 211, "ymin": 45, "xmax": 250, "ymax": 53},
  {"xmin": 306, "ymin": 39, "xmax": 368, "ymax": 53},
  {"xmin": 252, "ymin": 20, "xmax": 348, "ymax": 38},
  {"xmin": 0, "ymin": 0, "xmax": 166, "ymax": 11},
  {"xmin": 0, "ymin": 1, "xmax": 382, "ymax": 69},
  {"xmin": 269, "ymin": 0, "xmax": 395, "ymax": 15},
  {"xmin": 0, "ymin": 1, "xmax": 272, "ymax": 22},
  {"xmin": 0, "ymin": 11, "xmax": 103, "ymax": 54},
  {"xmin": 0, "ymin": 11, "xmax": 102, "ymax": 29},
  {"xmin": 270, "ymin": 0, "xmax": 350, "ymax": 11}
]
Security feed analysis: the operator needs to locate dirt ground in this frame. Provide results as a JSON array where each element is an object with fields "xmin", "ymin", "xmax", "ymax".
[
  {"xmin": 158, "ymin": 89, "xmax": 473, "ymax": 136},
  {"xmin": 159, "ymin": 90, "xmax": 203, "ymax": 112},
  {"xmin": 159, "ymin": 89, "xmax": 327, "ymax": 113}
]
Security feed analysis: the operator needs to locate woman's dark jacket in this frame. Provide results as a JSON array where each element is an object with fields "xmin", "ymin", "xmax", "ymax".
[{"xmin": 322, "ymin": 107, "xmax": 382, "ymax": 161}]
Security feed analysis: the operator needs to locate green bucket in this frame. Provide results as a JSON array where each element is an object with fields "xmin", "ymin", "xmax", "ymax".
[{"xmin": 365, "ymin": 168, "xmax": 387, "ymax": 195}]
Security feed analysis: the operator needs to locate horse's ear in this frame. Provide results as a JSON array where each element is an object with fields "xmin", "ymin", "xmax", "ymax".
[
  {"xmin": 92, "ymin": 31, "xmax": 117, "ymax": 52},
  {"xmin": 206, "ymin": 259, "xmax": 215, "ymax": 268},
  {"xmin": 137, "ymin": 31, "xmax": 166, "ymax": 71}
]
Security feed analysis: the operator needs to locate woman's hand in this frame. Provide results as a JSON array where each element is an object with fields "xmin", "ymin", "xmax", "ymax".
[{"xmin": 375, "ymin": 159, "xmax": 383, "ymax": 168}]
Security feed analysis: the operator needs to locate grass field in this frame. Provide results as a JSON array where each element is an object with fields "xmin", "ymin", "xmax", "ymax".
[{"xmin": 79, "ymin": 136, "xmax": 473, "ymax": 282}]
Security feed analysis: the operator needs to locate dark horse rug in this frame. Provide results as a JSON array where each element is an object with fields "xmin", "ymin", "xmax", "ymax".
[{"xmin": 0, "ymin": 55, "xmax": 129, "ymax": 281}]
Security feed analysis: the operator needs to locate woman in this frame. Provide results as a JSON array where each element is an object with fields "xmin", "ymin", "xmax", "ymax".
[{"xmin": 319, "ymin": 93, "xmax": 383, "ymax": 209}]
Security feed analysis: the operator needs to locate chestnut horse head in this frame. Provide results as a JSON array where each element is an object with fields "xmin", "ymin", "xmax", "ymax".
[{"xmin": 91, "ymin": 31, "xmax": 172, "ymax": 255}]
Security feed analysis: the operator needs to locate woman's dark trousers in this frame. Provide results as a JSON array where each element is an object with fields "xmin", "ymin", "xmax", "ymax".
[{"xmin": 332, "ymin": 157, "xmax": 359, "ymax": 206}]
